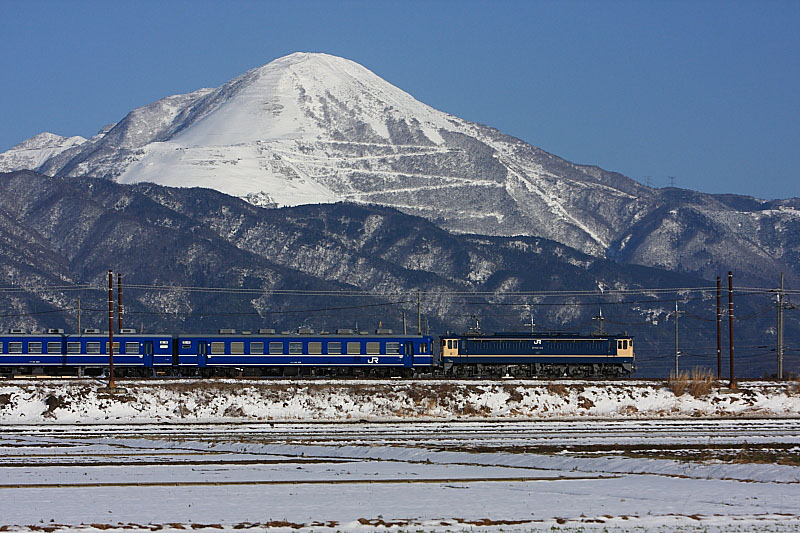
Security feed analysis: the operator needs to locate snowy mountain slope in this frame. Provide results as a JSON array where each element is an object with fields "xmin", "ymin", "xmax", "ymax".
[
  {"xmin": 2, "ymin": 52, "xmax": 800, "ymax": 285},
  {"xmin": 0, "ymin": 132, "xmax": 86, "ymax": 173},
  {"xmin": 1, "ymin": 53, "xmax": 652, "ymax": 256}
]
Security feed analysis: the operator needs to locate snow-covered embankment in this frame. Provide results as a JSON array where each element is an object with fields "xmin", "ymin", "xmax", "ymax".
[{"xmin": 0, "ymin": 379, "xmax": 798, "ymax": 423}]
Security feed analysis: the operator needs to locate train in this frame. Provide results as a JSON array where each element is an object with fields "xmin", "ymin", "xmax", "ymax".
[{"xmin": 0, "ymin": 325, "xmax": 634, "ymax": 378}]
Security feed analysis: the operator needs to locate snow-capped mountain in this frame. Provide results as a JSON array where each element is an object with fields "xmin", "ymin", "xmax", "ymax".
[
  {"xmin": 0, "ymin": 53, "xmax": 653, "ymax": 256},
  {"xmin": 2, "ymin": 52, "xmax": 799, "ymax": 286}
]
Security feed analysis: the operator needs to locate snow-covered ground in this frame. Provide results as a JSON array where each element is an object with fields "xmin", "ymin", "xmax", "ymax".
[
  {"xmin": 1, "ymin": 421, "xmax": 799, "ymax": 531},
  {"xmin": 0, "ymin": 379, "xmax": 798, "ymax": 423},
  {"xmin": 2, "ymin": 380, "xmax": 799, "ymax": 531}
]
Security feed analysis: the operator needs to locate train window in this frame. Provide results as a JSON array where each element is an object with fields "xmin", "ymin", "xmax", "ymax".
[
  {"xmin": 105, "ymin": 342, "xmax": 120, "ymax": 354},
  {"xmin": 211, "ymin": 342, "xmax": 225, "ymax": 355},
  {"xmin": 48, "ymin": 342, "xmax": 61, "ymax": 354},
  {"xmin": 86, "ymin": 342, "xmax": 101, "ymax": 354},
  {"xmin": 386, "ymin": 342, "xmax": 400, "ymax": 354},
  {"xmin": 125, "ymin": 342, "xmax": 140, "ymax": 355},
  {"xmin": 8, "ymin": 342, "xmax": 22, "ymax": 354},
  {"xmin": 250, "ymin": 342, "xmax": 264, "ymax": 355},
  {"xmin": 454, "ymin": 340, "xmax": 458, "ymax": 350},
  {"xmin": 230, "ymin": 342, "xmax": 244, "ymax": 355},
  {"xmin": 269, "ymin": 342, "xmax": 283, "ymax": 355},
  {"xmin": 28, "ymin": 342, "xmax": 42, "ymax": 354},
  {"xmin": 347, "ymin": 342, "xmax": 360, "ymax": 355},
  {"xmin": 366, "ymin": 342, "xmax": 380, "ymax": 355},
  {"xmin": 308, "ymin": 342, "xmax": 322, "ymax": 355},
  {"xmin": 289, "ymin": 342, "xmax": 302, "ymax": 355},
  {"xmin": 420, "ymin": 343, "xmax": 428, "ymax": 354},
  {"xmin": 447, "ymin": 340, "xmax": 452, "ymax": 349},
  {"xmin": 623, "ymin": 340, "xmax": 628, "ymax": 350},
  {"xmin": 67, "ymin": 342, "xmax": 80, "ymax": 354},
  {"xmin": 328, "ymin": 342, "xmax": 341, "ymax": 354}
]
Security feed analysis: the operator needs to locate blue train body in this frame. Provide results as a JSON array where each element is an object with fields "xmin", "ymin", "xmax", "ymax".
[
  {"xmin": 0, "ymin": 327, "xmax": 633, "ymax": 378},
  {"xmin": 62, "ymin": 331, "xmax": 173, "ymax": 368},
  {"xmin": 0, "ymin": 327, "xmax": 435, "ymax": 377},
  {"xmin": 0, "ymin": 330, "xmax": 66, "ymax": 368},
  {"xmin": 177, "ymin": 329, "xmax": 433, "ymax": 371}
]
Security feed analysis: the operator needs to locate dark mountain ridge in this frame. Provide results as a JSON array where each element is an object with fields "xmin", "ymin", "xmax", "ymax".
[{"xmin": 0, "ymin": 170, "xmax": 795, "ymax": 377}]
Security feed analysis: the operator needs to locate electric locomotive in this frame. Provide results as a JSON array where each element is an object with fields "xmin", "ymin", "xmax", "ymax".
[{"xmin": 440, "ymin": 328, "xmax": 634, "ymax": 378}]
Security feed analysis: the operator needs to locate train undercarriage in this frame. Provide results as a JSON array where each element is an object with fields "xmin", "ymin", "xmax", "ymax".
[{"xmin": 2, "ymin": 362, "xmax": 633, "ymax": 379}]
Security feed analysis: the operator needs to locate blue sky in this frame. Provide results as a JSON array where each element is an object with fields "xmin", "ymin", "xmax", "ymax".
[{"xmin": 1, "ymin": 1, "xmax": 798, "ymax": 199}]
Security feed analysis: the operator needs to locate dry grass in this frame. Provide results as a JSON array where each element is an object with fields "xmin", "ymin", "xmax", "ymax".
[
  {"xmin": 668, "ymin": 371, "xmax": 689, "ymax": 396},
  {"xmin": 791, "ymin": 377, "xmax": 800, "ymax": 396},
  {"xmin": 577, "ymin": 395, "xmax": 595, "ymax": 409},
  {"xmin": 0, "ymin": 393, "xmax": 12, "ymax": 409},
  {"xmin": 547, "ymin": 383, "xmax": 568, "ymax": 397},
  {"xmin": 505, "ymin": 386, "xmax": 524, "ymax": 403},
  {"xmin": 687, "ymin": 367, "xmax": 716, "ymax": 397},
  {"xmin": 669, "ymin": 368, "xmax": 717, "ymax": 397}
]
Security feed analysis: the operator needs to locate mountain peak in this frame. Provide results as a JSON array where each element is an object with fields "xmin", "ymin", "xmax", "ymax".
[
  {"xmin": 1, "ymin": 52, "xmax": 653, "ymax": 258},
  {"xmin": 11, "ymin": 132, "xmax": 86, "ymax": 151}
]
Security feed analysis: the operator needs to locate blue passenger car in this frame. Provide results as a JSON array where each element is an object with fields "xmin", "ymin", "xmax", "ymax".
[
  {"xmin": 63, "ymin": 329, "xmax": 173, "ymax": 369},
  {"xmin": 0, "ymin": 329, "xmax": 66, "ymax": 371},
  {"xmin": 177, "ymin": 328, "xmax": 434, "ymax": 375}
]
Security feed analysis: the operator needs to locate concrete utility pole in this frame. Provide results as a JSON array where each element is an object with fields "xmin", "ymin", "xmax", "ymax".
[
  {"xmin": 716, "ymin": 277, "xmax": 722, "ymax": 379},
  {"xmin": 107, "ymin": 270, "xmax": 116, "ymax": 390},
  {"xmin": 417, "ymin": 289, "xmax": 421, "ymax": 335},
  {"xmin": 728, "ymin": 271, "xmax": 735, "ymax": 389},
  {"xmin": 117, "ymin": 273, "xmax": 123, "ymax": 333},
  {"xmin": 674, "ymin": 302, "xmax": 682, "ymax": 375},
  {"xmin": 775, "ymin": 272, "xmax": 785, "ymax": 379}
]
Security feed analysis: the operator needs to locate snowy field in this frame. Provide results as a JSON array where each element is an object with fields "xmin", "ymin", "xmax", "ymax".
[{"xmin": 1, "ymin": 420, "xmax": 800, "ymax": 532}]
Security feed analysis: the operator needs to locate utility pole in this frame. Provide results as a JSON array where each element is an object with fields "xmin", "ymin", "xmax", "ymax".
[
  {"xmin": 77, "ymin": 297, "xmax": 81, "ymax": 334},
  {"xmin": 716, "ymin": 276, "xmax": 722, "ymax": 379},
  {"xmin": 402, "ymin": 311, "xmax": 407, "ymax": 335},
  {"xmin": 117, "ymin": 273, "xmax": 123, "ymax": 333},
  {"xmin": 728, "ymin": 271, "xmax": 735, "ymax": 389},
  {"xmin": 775, "ymin": 272, "xmax": 784, "ymax": 379},
  {"xmin": 674, "ymin": 302, "xmax": 682, "ymax": 375},
  {"xmin": 417, "ymin": 289, "xmax": 421, "ymax": 335},
  {"xmin": 107, "ymin": 270, "xmax": 116, "ymax": 390}
]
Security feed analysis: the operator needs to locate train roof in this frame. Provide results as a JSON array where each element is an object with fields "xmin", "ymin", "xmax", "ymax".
[
  {"xmin": 0, "ymin": 328, "xmax": 430, "ymax": 338},
  {"xmin": 452, "ymin": 331, "xmax": 631, "ymax": 339},
  {"xmin": 178, "ymin": 330, "xmax": 429, "ymax": 338}
]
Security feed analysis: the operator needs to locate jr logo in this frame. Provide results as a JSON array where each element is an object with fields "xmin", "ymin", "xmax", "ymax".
[
  {"xmin": 533, "ymin": 339, "xmax": 542, "ymax": 345},
  {"xmin": 367, "ymin": 357, "xmax": 379, "ymax": 364}
]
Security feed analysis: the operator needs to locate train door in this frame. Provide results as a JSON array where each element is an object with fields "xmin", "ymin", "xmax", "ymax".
[
  {"xmin": 413, "ymin": 340, "xmax": 429, "ymax": 366},
  {"xmin": 143, "ymin": 341, "xmax": 154, "ymax": 367},
  {"xmin": 404, "ymin": 341, "xmax": 414, "ymax": 367},
  {"xmin": 197, "ymin": 341, "xmax": 208, "ymax": 367}
]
